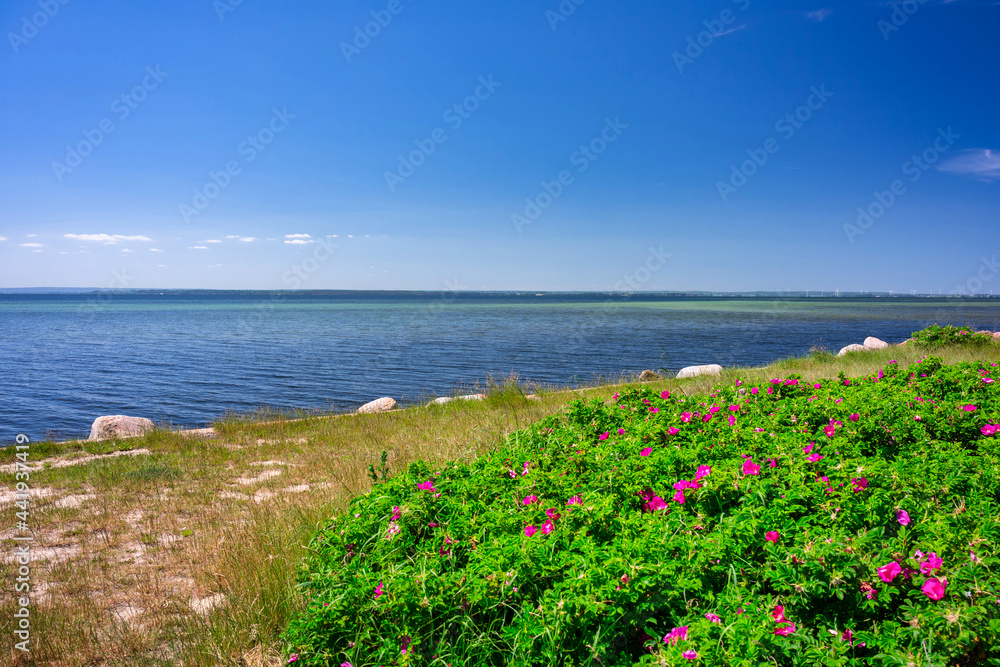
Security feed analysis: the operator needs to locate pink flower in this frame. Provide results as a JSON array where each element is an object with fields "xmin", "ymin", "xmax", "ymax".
[
  {"xmin": 982, "ymin": 424, "xmax": 998, "ymax": 436},
  {"xmin": 922, "ymin": 577, "xmax": 947, "ymax": 600},
  {"xmin": 814, "ymin": 383, "xmax": 822, "ymax": 389},
  {"xmin": 773, "ymin": 623, "xmax": 796, "ymax": 636},
  {"xmin": 663, "ymin": 625, "xmax": 688, "ymax": 645},
  {"xmin": 920, "ymin": 552, "xmax": 943, "ymax": 574},
  {"xmin": 851, "ymin": 477, "xmax": 868, "ymax": 492},
  {"xmin": 287, "ymin": 656, "xmax": 299, "ymax": 664},
  {"xmin": 860, "ymin": 581, "xmax": 877, "ymax": 599},
  {"xmin": 963, "ymin": 404, "xmax": 977, "ymax": 412},
  {"xmin": 640, "ymin": 447, "xmax": 652, "ymax": 457},
  {"xmin": 524, "ymin": 525, "xmax": 538, "ymax": 537},
  {"xmin": 599, "ymin": 431, "xmax": 609, "ymax": 440},
  {"xmin": 672, "ymin": 489, "xmax": 686, "ymax": 504},
  {"xmin": 694, "ymin": 465, "xmax": 711, "ymax": 480},
  {"xmin": 750, "ymin": 387, "xmax": 759, "ymax": 395},
  {"xmin": 765, "ymin": 531, "xmax": 779, "ymax": 543},
  {"xmin": 807, "ymin": 453, "xmax": 824, "ymax": 462},
  {"xmin": 983, "ymin": 377, "xmax": 994, "ymax": 384},
  {"xmin": 896, "ymin": 509, "xmax": 910, "ymax": 525},
  {"xmin": 545, "ymin": 508, "xmax": 561, "ymax": 520},
  {"xmin": 612, "ymin": 393, "xmax": 619, "ymax": 400},
  {"xmin": 849, "ymin": 413, "xmax": 859, "ymax": 422},
  {"xmin": 823, "ymin": 425, "xmax": 836, "ymax": 438},
  {"xmin": 523, "ymin": 495, "xmax": 538, "ymax": 506},
  {"xmin": 681, "ymin": 412, "xmax": 693, "ymax": 423},
  {"xmin": 803, "ymin": 443, "xmax": 814, "ymax": 454},
  {"xmin": 914, "ymin": 415, "xmax": 921, "ymax": 421},
  {"xmin": 374, "ymin": 581, "xmax": 384, "ymax": 600},
  {"xmin": 617, "ymin": 428, "xmax": 626, "ymax": 435},
  {"xmin": 400, "ymin": 635, "xmax": 412, "ymax": 655},
  {"xmin": 661, "ymin": 390, "xmax": 670, "ymax": 399},
  {"xmin": 417, "ymin": 481, "xmax": 437, "ymax": 492},
  {"xmin": 668, "ymin": 426, "xmax": 680, "ymax": 435},
  {"xmin": 772, "ymin": 605, "xmax": 786, "ymax": 622},
  {"xmin": 768, "ymin": 457, "xmax": 777, "ymax": 468},
  {"xmin": 650, "ymin": 407, "xmax": 660, "ymax": 413},
  {"xmin": 541, "ymin": 519, "xmax": 555, "ymax": 535},
  {"xmin": 705, "ymin": 612, "xmax": 721, "ymax": 623},
  {"xmin": 742, "ymin": 458, "xmax": 761, "ymax": 475},
  {"xmin": 877, "ymin": 561, "xmax": 902, "ymax": 583},
  {"xmin": 567, "ymin": 495, "xmax": 582, "ymax": 506},
  {"xmin": 682, "ymin": 651, "xmax": 697, "ymax": 660},
  {"xmin": 728, "ymin": 415, "xmax": 736, "ymax": 426}
]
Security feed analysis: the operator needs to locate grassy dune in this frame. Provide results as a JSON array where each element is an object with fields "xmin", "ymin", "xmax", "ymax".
[{"xmin": 2, "ymin": 343, "xmax": 998, "ymax": 666}]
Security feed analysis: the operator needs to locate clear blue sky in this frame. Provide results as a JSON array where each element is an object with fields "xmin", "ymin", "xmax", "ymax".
[{"xmin": 1, "ymin": 0, "xmax": 998, "ymax": 292}]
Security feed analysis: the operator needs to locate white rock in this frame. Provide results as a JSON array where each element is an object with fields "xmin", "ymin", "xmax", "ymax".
[
  {"xmin": 89, "ymin": 415, "xmax": 155, "ymax": 442},
  {"xmin": 676, "ymin": 364, "xmax": 723, "ymax": 379},
  {"xmin": 994, "ymin": 332, "xmax": 1000, "ymax": 341},
  {"xmin": 426, "ymin": 393, "xmax": 485, "ymax": 407},
  {"xmin": 356, "ymin": 397, "xmax": 397, "ymax": 414},
  {"xmin": 863, "ymin": 337, "xmax": 889, "ymax": 350},
  {"xmin": 427, "ymin": 397, "xmax": 453, "ymax": 406},
  {"xmin": 837, "ymin": 344, "xmax": 866, "ymax": 357},
  {"xmin": 525, "ymin": 394, "xmax": 542, "ymax": 401}
]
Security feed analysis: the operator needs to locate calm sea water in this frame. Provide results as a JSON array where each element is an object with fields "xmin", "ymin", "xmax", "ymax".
[{"xmin": 2, "ymin": 292, "xmax": 999, "ymax": 443}]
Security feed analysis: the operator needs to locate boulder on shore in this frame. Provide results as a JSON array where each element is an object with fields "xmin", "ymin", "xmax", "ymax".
[
  {"xmin": 426, "ymin": 394, "xmax": 485, "ymax": 407},
  {"xmin": 837, "ymin": 344, "xmax": 866, "ymax": 356},
  {"xmin": 994, "ymin": 332, "xmax": 1000, "ymax": 341},
  {"xmin": 89, "ymin": 415, "xmax": 155, "ymax": 442},
  {"xmin": 676, "ymin": 364, "xmax": 723, "ymax": 380},
  {"xmin": 638, "ymin": 370, "xmax": 660, "ymax": 381},
  {"xmin": 357, "ymin": 397, "xmax": 397, "ymax": 414},
  {"xmin": 863, "ymin": 336, "xmax": 890, "ymax": 350}
]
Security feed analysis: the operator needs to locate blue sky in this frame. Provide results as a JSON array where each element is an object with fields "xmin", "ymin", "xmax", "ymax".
[{"xmin": 1, "ymin": 0, "xmax": 998, "ymax": 292}]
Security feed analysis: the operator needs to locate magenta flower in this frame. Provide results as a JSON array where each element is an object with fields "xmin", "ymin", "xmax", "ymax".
[
  {"xmin": 640, "ymin": 447, "xmax": 652, "ymax": 457},
  {"xmin": 765, "ymin": 531, "xmax": 779, "ymax": 543},
  {"xmin": 772, "ymin": 605, "xmax": 786, "ymax": 622},
  {"xmin": 617, "ymin": 428, "xmax": 626, "ymax": 435},
  {"xmin": 896, "ymin": 509, "xmax": 910, "ymax": 525},
  {"xmin": 773, "ymin": 622, "xmax": 796, "ymax": 636},
  {"xmin": 668, "ymin": 426, "xmax": 680, "ymax": 435},
  {"xmin": 768, "ymin": 457, "xmax": 777, "ymax": 468},
  {"xmin": 599, "ymin": 431, "xmax": 609, "ymax": 440},
  {"xmin": 914, "ymin": 415, "xmax": 921, "ymax": 421},
  {"xmin": 807, "ymin": 453, "xmax": 824, "ymax": 462},
  {"xmin": 694, "ymin": 465, "xmax": 711, "ymax": 480},
  {"xmin": 374, "ymin": 581, "xmax": 384, "ymax": 600},
  {"xmin": 803, "ymin": 443, "xmax": 814, "ymax": 454},
  {"xmin": 984, "ymin": 377, "xmax": 994, "ymax": 384},
  {"xmin": 681, "ymin": 411, "xmax": 693, "ymax": 423},
  {"xmin": 728, "ymin": 415, "xmax": 736, "ymax": 426},
  {"xmin": 522, "ymin": 494, "xmax": 538, "ymax": 506},
  {"xmin": 962, "ymin": 404, "xmax": 977, "ymax": 412},
  {"xmin": 567, "ymin": 495, "xmax": 582, "ymax": 506},
  {"xmin": 851, "ymin": 477, "xmax": 868, "ymax": 492},
  {"xmin": 400, "ymin": 636, "xmax": 412, "ymax": 655},
  {"xmin": 661, "ymin": 390, "xmax": 670, "ymax": 399},
  {"xmin": 663, "ymin": 625, "xmax": 688, "ymax": 645},
  {"xmin": 672, "ymin": 489, "xmax": 686, "ymax": 504},
  {"xmin": 920, "ymin": 552, "xmax": 943, "ymax": 574},
  {"xmin": 849, "ymin": 413, "xmax": 859, "ymax": 422},
  {"xmin": 545, "ymin": 508, "xmax": 561, "ymax": 520},
  {"xmin": 877, "ymin": 561, "xmax": 902, "ymax": 583},
  {"xmin": 982, "ymin": 424, "xmax": 998, "ymax": 436},
  {"xmin": 541, "ymin": 519, "xmax": 555, "ymax": 535},
  {"xmin": 823, "ymin": 424, "xmax": 836, "ymax": 438},
  {"xmin": 524, "ymin": 525, "xmax": 538, "ymax": 537},
  {"xmin": 682, "ymin": 651, "xmax": 697, "ymax": 660},
  {"xmin": 650, "ymin": 407, "xmax": 660, "ymax": 413},
  {"xmin": 287, "ymin": 656, "xmax": 298, "ymax": 664},
  {"xmin": 742, "ymin": 458, "xmax": 761, "ymax": 475},
  {"xmin": 750, "ymin": 386, "xmax": 759, "ymax": 395},
  {"xmin": 417, "ymin": 481, "xmax": 437, "ymax": 492},
  {"xmin": 922, "ymin": 577, "xmax": 948, "ymax": 600},
  {"xmin": 705, "ymin": 612, "xmax": 721, "ymax": 623}
]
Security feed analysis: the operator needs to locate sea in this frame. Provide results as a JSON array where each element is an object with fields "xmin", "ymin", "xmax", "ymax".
[{"xmin": 2, "ymin": 291, "xmax": 999, "ymax": 443}]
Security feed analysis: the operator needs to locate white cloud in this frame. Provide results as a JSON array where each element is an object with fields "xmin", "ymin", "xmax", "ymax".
[
  {"xmin": 26, "ymin": 234, "xmax": 36, "ymax": 238},
  {"xmin": 203, "ymin": 239, "xmax": 222, "ymax": 243},
  {"xmin": 64, "ymin": 233, "xmax": 153, "ymax": 244},
  {"xmin": 121, "ymin": 249, "xmax": 133, "ymax": 253},
  {"xmin": 225, "ymin": 235, "xmax": 257, "ymax": 242},
  {"xmin": 805, "ymin": 8, "xmax": 832, "ymax": 21},
  {"xmin": 284, "ymin": 239, "xmax": 315, "ymax": 245},
  {"xmin": 285, "ymin": 233, "xmax": 312, "ymax": 239},
  {"xmin": 20, "ymin": 243, "xmax": 42, "ymax": 248},
  {"xmin": 0, "ymin": 237, "xmax": 7, "ymax": 242},
  {"xmin": 189, "ymin": 246, "xmax": 209, "ymax": 250},
  {"xmin": 937, "ymin": 149, "xmax": 1000, "ymax": 182},
  {"xmin": 150, "ymin": 248, "xmax": 163, "ymax": 252},
  {"xmin": 327, "ymin": 234, "xmax": 339, "ymax": 238}
]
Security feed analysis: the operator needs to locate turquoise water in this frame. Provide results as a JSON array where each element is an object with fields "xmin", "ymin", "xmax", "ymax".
[{"xmin": 2, "ymin": 292, "xmax": 999, "ymax": 442}]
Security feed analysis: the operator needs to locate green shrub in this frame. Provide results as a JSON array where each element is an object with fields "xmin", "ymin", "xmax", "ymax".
[
  {"xmin": 912, "ymin": 324, "xmax": 994, "ymax": 349},
  {"xmin": 284, "ymin": 358, "xmax": 1000, "ymax": 666}
]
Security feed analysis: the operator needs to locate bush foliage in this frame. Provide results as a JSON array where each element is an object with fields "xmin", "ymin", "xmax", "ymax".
[
  {"xmin": 912, "ymin": 324, "xmax": 994, "ymax": 349},
  {"xmin": 284, "ymin": 355, "xmax": 1000, "ymax": 666}
]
